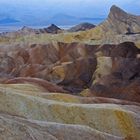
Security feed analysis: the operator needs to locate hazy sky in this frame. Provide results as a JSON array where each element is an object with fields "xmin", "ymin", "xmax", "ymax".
[
  {"xmin": 0, "ymin": 0, "xmax": 140, "ymax": 17},
  {"xmin": 0, "ymin": 0, "xmax": 139, "ymax": 25}
]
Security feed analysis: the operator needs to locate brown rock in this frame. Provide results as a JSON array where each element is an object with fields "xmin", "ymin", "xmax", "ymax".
[
  {"xmin": 4, "ymin": 77, "xmax": 68, "ymax": 93},
  {"xmin": 50, "ymin": 57, "xmax": 97, "ymax": 92},
  {"xmin": 28, "ymin": 43, "xmax": 59, "ymax": 65},
  {"xmin": 0, "ymin": 53, "xmax": 15, "ymax": 77},
  {"xmin": 98, "ymin": 42, "xmax": 140, "ymax": 58}
]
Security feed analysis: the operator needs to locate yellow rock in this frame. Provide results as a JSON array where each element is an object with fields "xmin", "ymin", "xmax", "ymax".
[
  {"xmin": 41, "ymin": 93, "xmax": 80, "ymax": 103},
  {"xmin": 80, "ymin": 88, "xmax": 91, "ymax": 97},
  {"xmin": 51, "ymin": 65, "xmax": 66, "ymax": 83},
  {"xmin": 92, "ymin": 57, "xmax": 112, "ymax": 84},
  {"xmin": 0, "ymin": 83, "xmax": 45, "ymax": 96}
]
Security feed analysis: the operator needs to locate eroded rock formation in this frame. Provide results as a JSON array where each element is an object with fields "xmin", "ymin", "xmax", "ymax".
[
  {"xmin": 0, "ymin": 5, "xmax": 140, "ymax": 140},
  {"xmin": 0, "ymin": 41, "xmax": 140, "ymax": 101}
]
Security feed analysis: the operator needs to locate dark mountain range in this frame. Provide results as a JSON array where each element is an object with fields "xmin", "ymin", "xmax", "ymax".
[
  {"xmin": 68, "ymin": 22, "xmax": 96, "ymax": 32},
  {"xmin": 0, "ymin": 24, "xmax": 62, "ymax": 36},
  {"xmin": 47, "ymin": 14, "xmax": 104, "ymax": 25}
]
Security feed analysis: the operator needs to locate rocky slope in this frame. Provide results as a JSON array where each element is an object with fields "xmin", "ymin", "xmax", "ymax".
[
  {"xmin": 0, "ymin": 113, "xmax": 123, "ymax": 140},
  {"xmin": 102, "ymin": 5, "xmax": 140, "ymax": 34},
  {"xmin": 0, "ymin": 83, "xmax": 140, "ymax": 140}
]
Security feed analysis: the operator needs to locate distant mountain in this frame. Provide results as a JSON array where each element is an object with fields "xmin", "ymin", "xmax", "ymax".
[
  {"xmin": 68, "ymin": 23, "xmax": 96, "ymax": 32},
  {"xmin": 47, "ymin": 14, "xmax": 104, "ymax": 25},
  {"xmin": 47, "ymin": 14, "xmax": 79, "ymax": 25},
  {"xmin": 0, "ymin": 13, "xmax": 104, "ymax": 26},
  {"xmin": 0, "ymin": 17, "xmax": 20, "ymax": 24}
]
